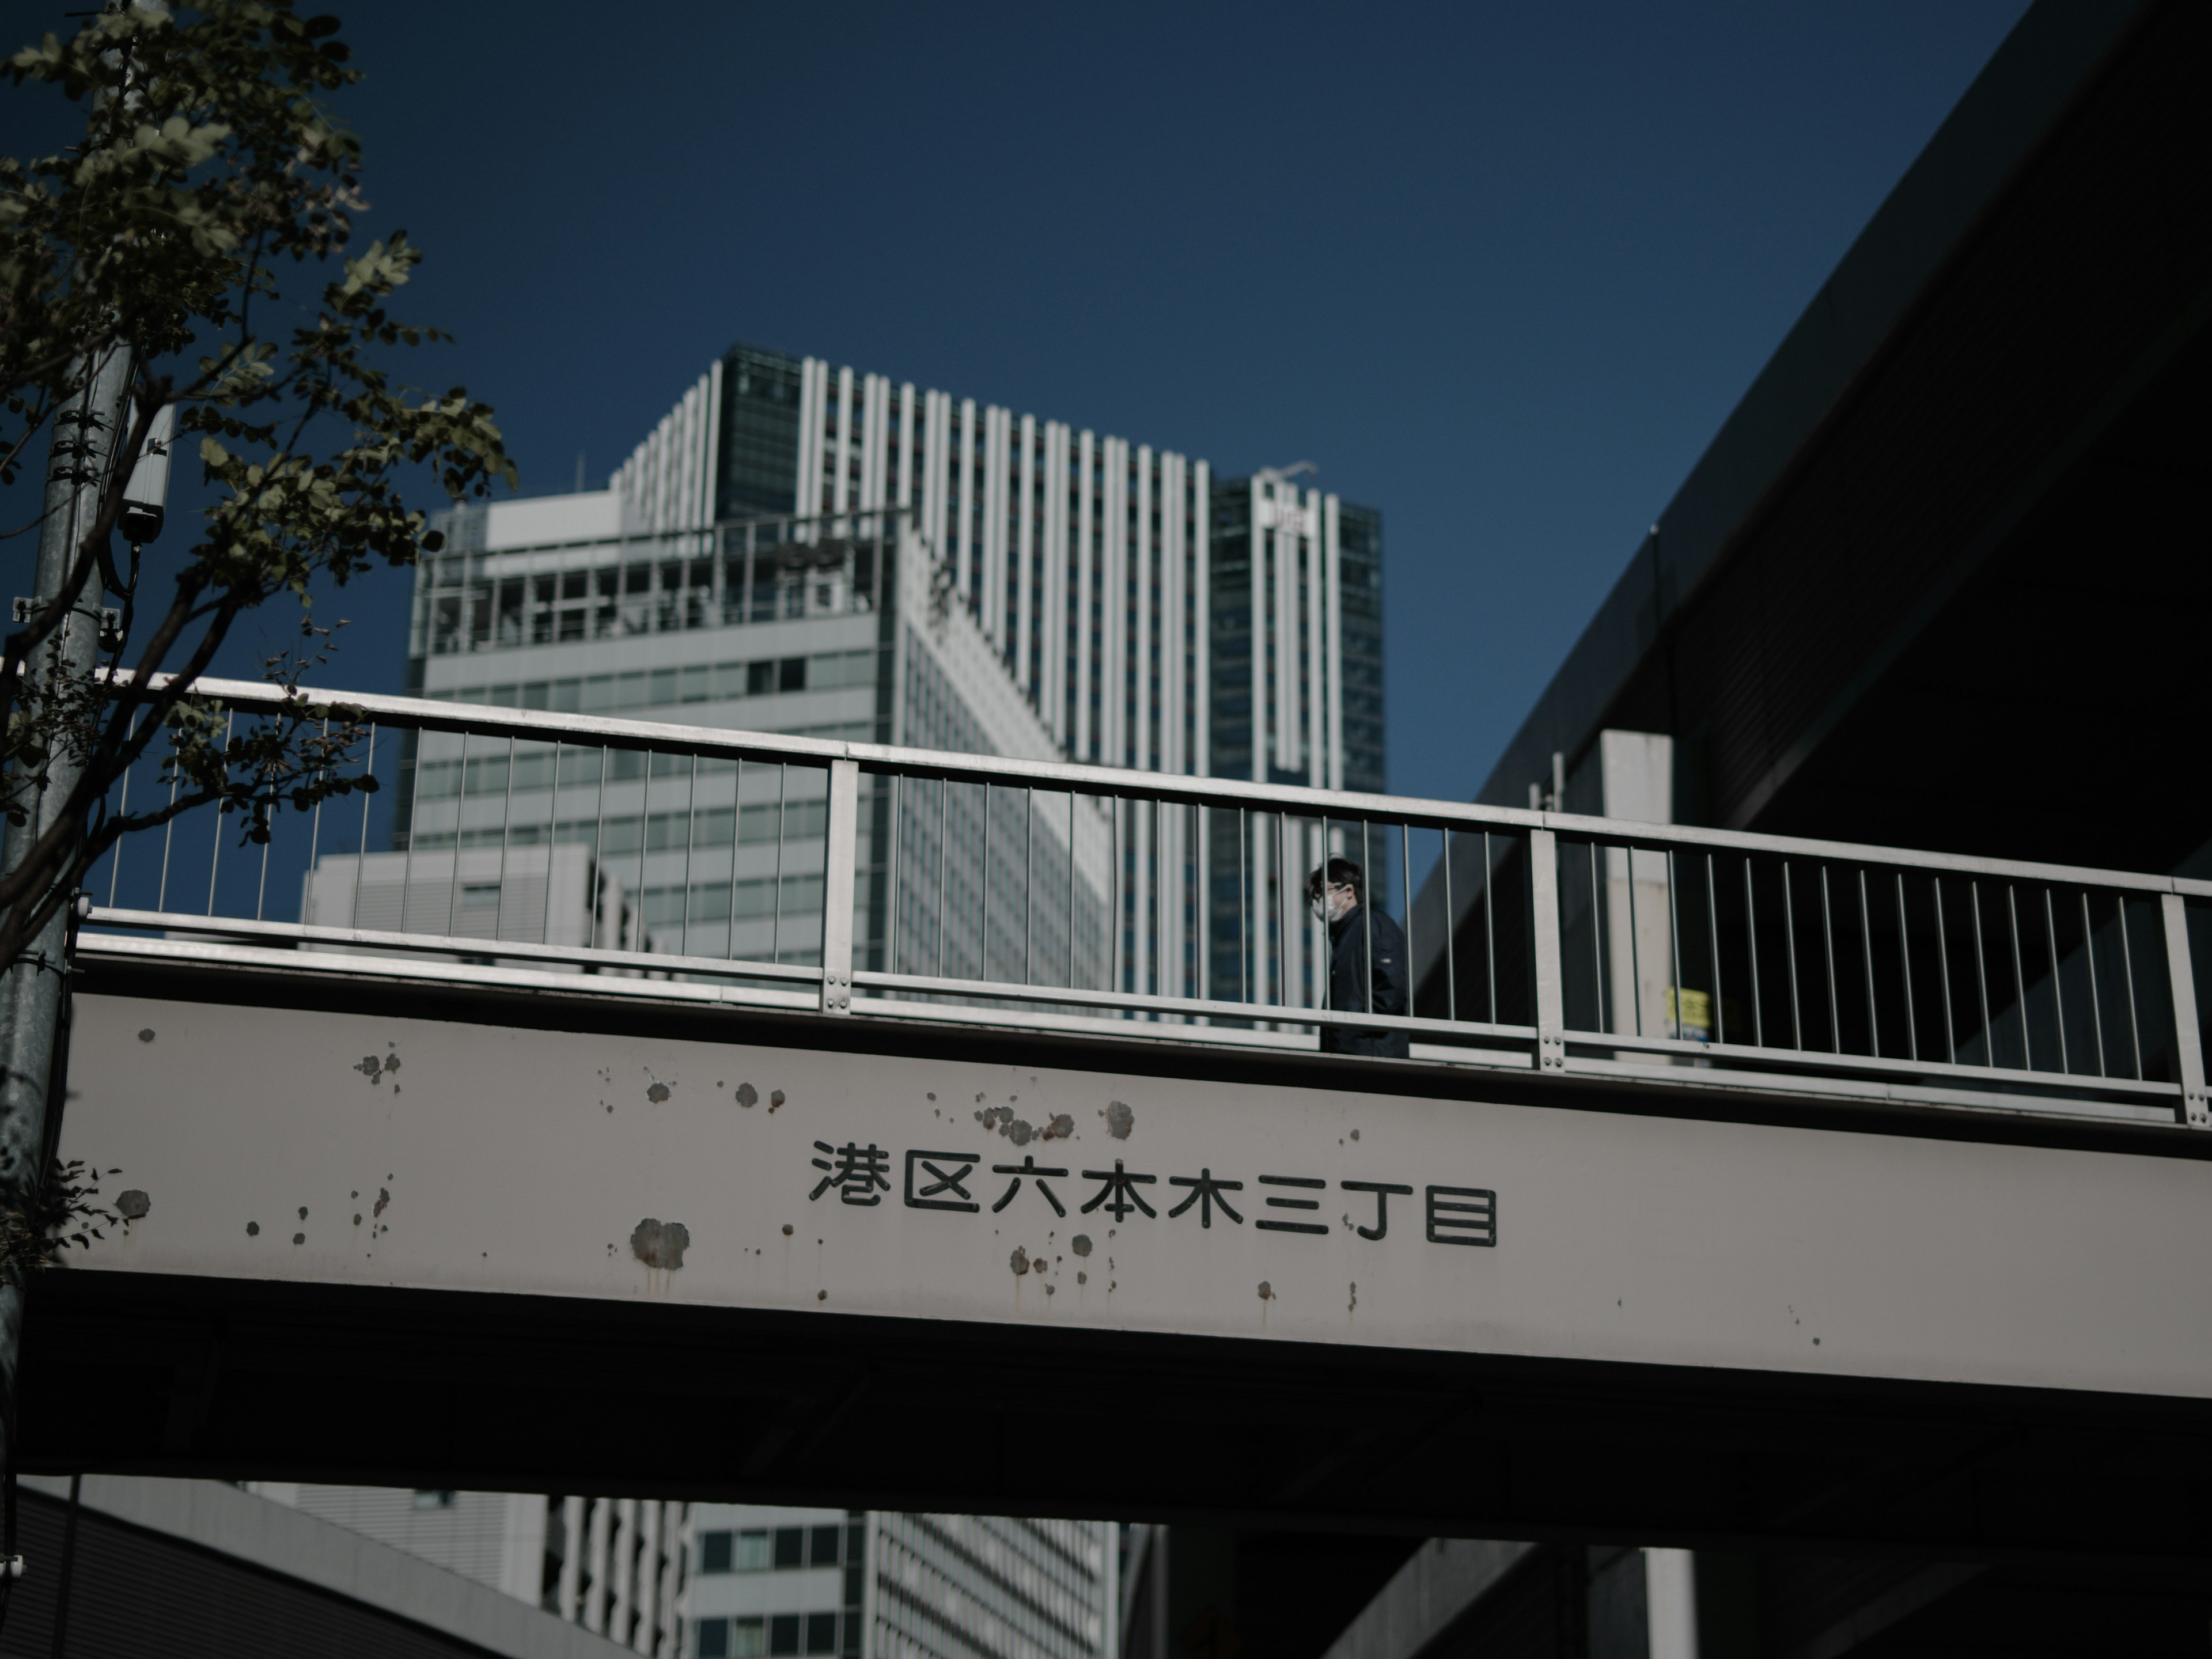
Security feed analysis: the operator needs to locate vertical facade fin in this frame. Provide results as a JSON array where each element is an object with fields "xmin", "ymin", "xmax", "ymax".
[
  {"xmin": 1248, "ymin": 478, "xmax": 1267, "ymax": 783},
  {"xmin": 955, "ymin": 399, "xmax": 978, "ymax": 617},
  {"xmin": 1304, "ymin": 488, "xmax": 1324, "ymax": 783},
  {"xmin": 1134, "ymin": 445, "xmax": 1153, "ymax": 772},
  {"xmin": 861, "ymin": 373, "xmax": 888, "ymax": 516},
  {"xmin": 1324, "ymin": 493, "xmax": 1343, "ymax": 789},
  {"xmin": 796, "ymin": 358, "xmax": 824, "ymax": 526},
  {"xmin": 895, "ymin": 383, "xmax": 916, "ymax": 512},
  {"xmin": 1103, "ymin": 438, "xmax": 1128, "ymax": 768},
  {"xmin": 1043, "ymin": 422, "xmax": 1069, "ymax": 744},
  {"xmin": 702, "ymin": 361, "xmax": 725, "ymax": 529},
  {"xmin": 1075, "ymin": 430, "xmax": 1096, "ymax": 762},
  {"xmin": 1016, "ymin": 413, "xmax": 1037, "ymax": 696},
  {"xmin": 1273, "ymin": 488, "xmax": 1299, "ymax": 774},
  {"xmin": 832, "ymin": 365, "xmax": 855, "ymax": 522}
]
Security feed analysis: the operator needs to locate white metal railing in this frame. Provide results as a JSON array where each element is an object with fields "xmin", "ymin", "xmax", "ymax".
[{"xmin": 75, "ymin": 679, "xmax": 2212, "ymax": 1130}]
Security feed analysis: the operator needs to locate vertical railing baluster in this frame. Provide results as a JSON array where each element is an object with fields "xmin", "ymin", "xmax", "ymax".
[
  {"xmin": 305, "ymin": 721, "xmax": 334, "ymax": 898},
  {"xmin": 1705, "ymin": 852, "xmax": 1724, "ymax": 1046},
  {"xmin": 445, "ymin": 730, "xmax": 469, "ymax": 937},
  {"xmin": 2044, "ymin": 889, "xmax": 2069, "ymax": 1075},
  {"xmin": 154, "ymin": 732, "xmax": 185, "ymax": 909},
  {"xmin": 1624, "ymin": 842, "xmax": 1643, "ymax": 1038},
  {"xmin": 1857, "ymin": 870, "xmax": 1880, "ymax": 1058},
  {"xmin": 206, "ymin": 710, "xmax": 235, "ymax": 915},
  {"xmin": 154, "ymin": 740, "xmax": 180, "ymax": 909},
  {"xmin": 1895, "ymin": 873, "xmax": 1918, "ymax": 1063},
  {"xmin": 2116, "ymin": 893, "xmax": 2143, "ymax": 1081},
  {"xmin": 1442, "ymin": 827, "xmax": 1457, "ymax": 1022},
  {"xmin": 679, "ymin": 752, "xmax": 699, "ymax": 956},
  {"xmin": 1067, "ymin": 791, "xmax": 1077, "ymax": 991},
  {"xmin": 1401, "ymin": 821, "xmax": 1414, "ymax": 1025},
  {"xmin": 724, "ymin": 757, "xmax": 742, "ymax": 961},
  {"xmin": 1999, "ymin": 889, "xmax": 2026, "ymax": 1070},
  {"xmin": 1933, "ymin": 877, "xmax": 1958, "ymax": 1064},
  {"xmin": 2006, "ymin": 885, "xmax": 2032, "ymax": 1071},
  {"xmin": 1817, "ymin": 865, "xmax": 1839, "ymax": 1054},
  {"xmin": 1358, "ymin": 817, "xmax": 1371, "ymax": 1025},
  {"xmin": 1153, "ymin": 800, "xmax": 1164, "ymax": 1008},
  {"xmin": 935, "ymin": 777, "xmax": 948, "ymax": 979},
  {"xmin": 770, "ymin": 762, "xmax": 784, "ymax": 964},
  {"xmin": 885, "ymin": 773, "xmax": 900, "ymax": 978},
  {"xmin": 634, "ymin": 748, "xmax": 654, "ymax": 956},
  {"xmin": 1110, "ymin": 796, "xmax": 1121, "ymax": 1001},
  {"xmin": 1666, "ymin": 849, "xmax": 1685, "ymax": 1044},
  {"xmin": 543, "ymin": 742, "xmax": 562, "ymax": 946},
  {"xmin": 350, "ymin": 725, "xmax": 378, "ymax": 932},
  {"xmin": 1969, "ymin": 882, "xmax": 1994, "ymax": 1068},
  {"xmin": 590, "ymin": 743, "xmax": 609, "ymax": 950},
  {"xmin": 980, "ymin": 782, "xmax": 992, "ymax": 980},
  {"xmin": 1744, "ymin": 859, "xmax": 1764, "ymax": 1048},
  {"xmin": 1484, "ymin": 832, "xmax": 1498, "ymax": 1027},
  {"xmin": 1023, "ymin": 785, "xmax": 1033, "ymax": 987},
  {"xmin": 1317, "ymin": 814, "xmax": 1332, "ymax": 1021},
  {"xmin": 1781, "ymin": 861, "xmax": 1802, "ymax": 1051},
  {"xmin": 108, "ymin": 709, "xmax": 139, "ymax": 910},
  {"xmin": 400, "ymin": 729, "xmax": 427, "ymax": 935},
  {"xmin": 1589, "ymin": 840, "xmax": 1605, "ymax": 1033},
  {"xmin": 494, "ymin": 735, "xmax": 518, "ymax": 944},
  {"xmin": 2081, "ymin": 891, "xmax": 2106, "ymax": 1078},
  {"xmin": 1237, "ymin": 808, "xmax": 1248, "ymax": 1006}
]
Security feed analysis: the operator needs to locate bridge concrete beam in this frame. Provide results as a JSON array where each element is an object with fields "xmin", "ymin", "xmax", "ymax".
[{"xmin": 26, "ymin": 953, "xmax": 2212, "ymax": 1559}]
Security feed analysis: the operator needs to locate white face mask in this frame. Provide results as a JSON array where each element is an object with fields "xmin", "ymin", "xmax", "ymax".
[{"xmin": 1310, "ymin": 882, "xmax": 1357, "ymax": 923}]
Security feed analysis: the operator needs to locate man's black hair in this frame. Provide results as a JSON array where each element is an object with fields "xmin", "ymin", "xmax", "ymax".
[{"xmin": 1306, "ymin": 857, "xmax": 1365, "ymax": 904}]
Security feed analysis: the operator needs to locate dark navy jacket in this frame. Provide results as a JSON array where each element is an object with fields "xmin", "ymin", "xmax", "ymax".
[{"xmin": 1323, "ymin": 904, "xmax": 1410, "ymax": 1058}]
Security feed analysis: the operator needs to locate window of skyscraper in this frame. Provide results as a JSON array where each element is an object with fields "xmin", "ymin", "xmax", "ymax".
[
  {"xmin": 773, "ymin": 1527, "xmax": 805, "ymax": 1569},
  {"xmin": 736, "ymin": 1529, "xmax": 772, "ymax": 1571},
  {"xmin": 806, "ymin": 1612, "xmax": 837, "ymax": 1654},
  {"xmin": 769, "ymin": 1613, "xmax": 801, "ymax": 1656},
  {"xmin": 700, "ymin": 1530, "xmax": 734, "ymax": 1573},
  {"xmin": 808, "ymin": 1524, "xmax": 841, "ymax": 1566}
]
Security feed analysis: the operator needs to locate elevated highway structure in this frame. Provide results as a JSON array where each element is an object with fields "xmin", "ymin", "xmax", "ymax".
[{"xmin": 32, "ymin": 680, "xmax": 2212, "ymax": 1564}]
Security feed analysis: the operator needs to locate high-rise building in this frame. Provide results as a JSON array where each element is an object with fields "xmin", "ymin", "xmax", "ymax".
[
  {"xmin": 686, "ymin": 1505, "xmax": 1115, "ymax": 1659},
  {"xmin": 614, "ymin": 343, "xmax": 1384, "ymax": 797},
  {"xmin": 401, "ymin": 342, "xmax": 1386, "ymax": 1006}
]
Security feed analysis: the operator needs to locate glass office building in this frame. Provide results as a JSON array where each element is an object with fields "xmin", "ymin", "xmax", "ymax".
[{"xmin": 688, "ymin": 1506, "xmax": 1114, "ymax": 1659}]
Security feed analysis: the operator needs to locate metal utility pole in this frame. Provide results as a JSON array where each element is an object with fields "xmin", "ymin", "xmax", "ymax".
[{"xmin": 0, "ymin": 339, "xmax": 134, "ymax": 1501}]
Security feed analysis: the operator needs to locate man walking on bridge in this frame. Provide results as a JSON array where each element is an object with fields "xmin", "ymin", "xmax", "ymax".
[{"xmin": 1308, "ymin": 858, "xmax": 1409, "ymax": 1059}]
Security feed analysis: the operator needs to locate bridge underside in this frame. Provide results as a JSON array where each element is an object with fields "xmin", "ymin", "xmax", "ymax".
[
  {"xmin": 28, "ymin": 950, "xmax": 2212, "ymax": 1564},
  {"xmin": 29, "ymin": 1268, "xmax": 2212, "ymax": 1567}
]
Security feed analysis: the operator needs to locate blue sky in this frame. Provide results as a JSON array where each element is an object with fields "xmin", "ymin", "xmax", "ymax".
[{"xmin": 12, "ymin": 0, "xmax": 2032, "ymax": 803}]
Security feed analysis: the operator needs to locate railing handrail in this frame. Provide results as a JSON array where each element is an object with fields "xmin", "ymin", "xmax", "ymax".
[{"xmin": 123, "ymin": 674, "xmax": 2212, "ymax": 899}]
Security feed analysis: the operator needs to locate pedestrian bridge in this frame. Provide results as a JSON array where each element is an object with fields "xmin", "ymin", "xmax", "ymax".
[{"xmin": 32, "ymin": 680, "xmax": 2212, "ymax": 1562}]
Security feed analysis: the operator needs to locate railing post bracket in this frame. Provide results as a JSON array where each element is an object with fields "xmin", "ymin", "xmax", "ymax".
[
  {"xmin": 820, "ymin": 758, "xmax": 859, "ymax": 1016},
  {"xmin": 2157, "ymin": 893, "xmax": 2206, "ymax": 1128},
  {"xmin": 1529, "ymin": 828, "xmax": 1567, "ymax": 1073}
]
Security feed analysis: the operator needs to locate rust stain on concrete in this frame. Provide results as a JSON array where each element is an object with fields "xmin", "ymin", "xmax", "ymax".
[{"xmin": 630, "ymin": 1218, "xmax": 691, "ymax": 1270}]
